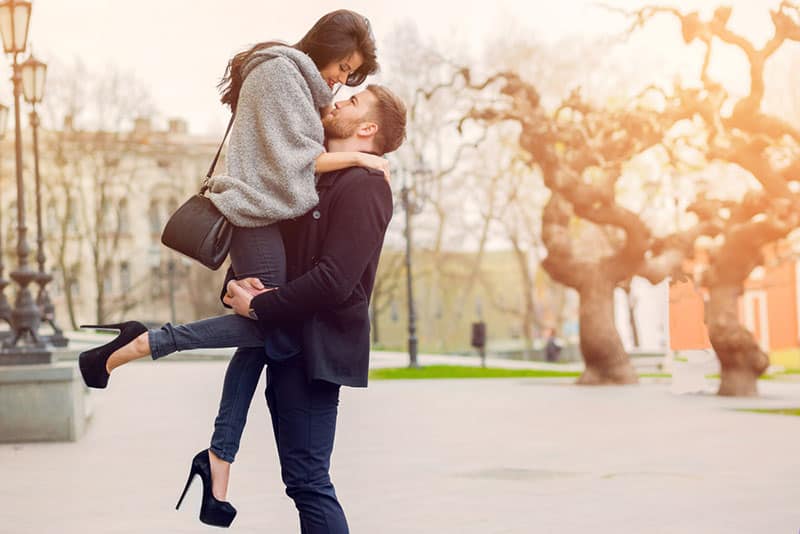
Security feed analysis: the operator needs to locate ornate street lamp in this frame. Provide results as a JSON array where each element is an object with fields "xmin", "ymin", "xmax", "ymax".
[
  {"xmin": 0, "ymin": 1, "xmax": 30, "ymax": 55},
  {"xmin": 401, "ymin": 156, "xmax": 431, "ymax": 369},
  {"xmin": 0, "ymin": 0, "xmax": 48, "ymax": 356},
  {"xmin": 22, "ymin": 52, "xmax": 66, "ymax": 347},
  {"xmin": 0, "ymin": 102, "xmax": 11, "ymax": 329}
]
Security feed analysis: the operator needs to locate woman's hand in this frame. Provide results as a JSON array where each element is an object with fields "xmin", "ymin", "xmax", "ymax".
[
  {"xmin": 227, "ymin": 277, "xmax": 268, "ymax": 297},
  {"xmin": 357, "ymin": 153, "xmax": 391, "ymax": 184}
]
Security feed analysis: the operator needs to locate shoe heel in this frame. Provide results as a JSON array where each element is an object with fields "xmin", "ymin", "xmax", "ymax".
[
  {"xmin": 176, "ymin": 467, "xmax": 198, "ymax": 510},
  {"xmin": 77, "ymin": 321, "xmax": 148, "ymax": 389},
  {"xmin": 179, "ymin": 450, "xmax": 237, "ymax": 527},
  {"xmin": 80, "ymin": 323, "xmax": 127, "ymax": 330}
]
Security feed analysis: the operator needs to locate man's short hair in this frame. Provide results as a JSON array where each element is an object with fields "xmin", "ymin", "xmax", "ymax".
[{"xmin": 365, "ymin": 84, "xmax": 407, "ymax": 155}]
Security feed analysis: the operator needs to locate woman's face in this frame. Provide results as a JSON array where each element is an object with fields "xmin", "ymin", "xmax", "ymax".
[{"xmin": 319, "ymin": 50, "xmax": 365, "ymax": 90}]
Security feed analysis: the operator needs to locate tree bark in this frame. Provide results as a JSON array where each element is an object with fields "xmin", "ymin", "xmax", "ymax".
[
  {"xmin": 706, "ymin": 284, "xmax": 768, "ymax": 397},
  {"xmin": 577, "ymin": 279, "xmax": 638, "ymax": 385}
]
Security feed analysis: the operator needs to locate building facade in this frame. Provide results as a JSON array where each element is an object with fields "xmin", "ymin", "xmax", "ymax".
[
  {"xmin": 669, "ymin": 243, "xmax": 800, "ymax": 368},
  {"xmin": 0, "ymin": 116, "xmax": 225, "ymax": 331}
]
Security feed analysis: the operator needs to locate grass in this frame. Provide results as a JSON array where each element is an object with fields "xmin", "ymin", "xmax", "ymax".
[
  {"xmin": 738, "ymin": 408, "xmax": 800, "ymax": 417},
  {"xmin": 369, "ymin": 365, "xmax": 582, "ymax": 380},
  {"xmin": 369, "ymin": 366, "xmax": 675, "ymax": 381}
]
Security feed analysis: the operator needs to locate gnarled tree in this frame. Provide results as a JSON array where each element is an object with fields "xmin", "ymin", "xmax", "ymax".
[
  {"xmin": 618, "ymin": 2, "xmax": 800, "ymax": 396},
  {"xmin": 425, "ymin": 67, "xmax": 717, "ymax": 385}
]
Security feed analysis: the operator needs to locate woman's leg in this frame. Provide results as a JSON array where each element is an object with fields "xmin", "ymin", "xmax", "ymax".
[
  {"xmin": 104, "ymin": 313, "xmax": 266, "ymax": 373},
  {"xmin": 105, "ymin": 224, "xmax": 288, "ymax": 372},
  {"xmin": 207, "ymin": 346, "xmax": 268, "ymax": 498},
  {"xmin": 209, "ymin": 224, "xmax": 293, "ymax": 498}
]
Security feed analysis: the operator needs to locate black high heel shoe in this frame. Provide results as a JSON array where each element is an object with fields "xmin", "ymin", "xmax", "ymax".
[
  {"xmin": 78, "ymin": 321, "xmax": 148, "ymax": 389},
  {"xmin": 176, "ymin": 449, "xmax": 237, "ymax": 528}
]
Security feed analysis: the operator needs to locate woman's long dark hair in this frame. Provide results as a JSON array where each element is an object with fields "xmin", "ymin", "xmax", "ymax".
[{"xmin": 218, "ymin": 9, "xmax": 378, "ymax": 112}]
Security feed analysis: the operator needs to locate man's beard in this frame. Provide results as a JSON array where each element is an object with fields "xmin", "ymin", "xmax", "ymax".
[{"xmin": 323, "ymin": 115, "xmax": 360, "ymax": 140}]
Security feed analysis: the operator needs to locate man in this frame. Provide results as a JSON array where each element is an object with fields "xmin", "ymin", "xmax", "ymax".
[
  {"xmin": 222, "ymin": 84, "xmax": 407, "ymax": 533},
  {"xmin": 545, "ymin": 328, "xmax": 562, "ymax": 363}
]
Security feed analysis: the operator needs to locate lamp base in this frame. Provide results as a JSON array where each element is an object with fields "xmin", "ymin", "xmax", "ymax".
[{"xmin": 0, "ymin": 346, "xmax": 52, "ymax": 365}]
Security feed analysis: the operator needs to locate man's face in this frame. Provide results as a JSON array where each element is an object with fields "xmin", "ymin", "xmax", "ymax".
[{"xmin": 322, "ymin": 89, "xmax": 377, "ymax": 140}]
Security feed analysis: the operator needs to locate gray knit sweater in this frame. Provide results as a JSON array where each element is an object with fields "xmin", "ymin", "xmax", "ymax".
[{"xmin": 207, "ymin": 46, "xmax": 333, "ymax": 227}]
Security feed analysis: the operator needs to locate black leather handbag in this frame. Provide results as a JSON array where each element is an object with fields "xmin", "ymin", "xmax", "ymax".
[{"xmin": 161, "ymin": 116, "xmax": 235, "ymax": 270}]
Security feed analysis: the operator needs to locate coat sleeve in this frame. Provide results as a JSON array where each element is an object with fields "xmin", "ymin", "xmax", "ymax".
[
  {"xmin": 250, "ymin": 173, "xmax": 393, "ymax": 324},
  {"xmin": 207, "ymin": 58, "xmax": 325, "ymax": 225}
]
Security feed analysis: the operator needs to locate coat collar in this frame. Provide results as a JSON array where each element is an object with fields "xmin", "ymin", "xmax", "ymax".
[{"xmin": 317, "ymin": 169, "xmax": 344, "ymax": 191}]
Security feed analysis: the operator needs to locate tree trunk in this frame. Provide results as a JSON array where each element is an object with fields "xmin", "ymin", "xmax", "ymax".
[
  {"xmin": 626, "ymin": 288, "xmax": 640, "ymax": 349},
  {"xmin": 706, "ymin": 284, "xmax": 768, "ymax": 397},
  {"xmin": 577, "ymin": 281, "xmax": 638, "ymax": 385}
]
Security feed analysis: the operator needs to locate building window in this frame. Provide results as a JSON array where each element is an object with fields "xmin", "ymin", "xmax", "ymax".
[
  {"xmin": 149, "ymin": 202, "xmax": 161, "ymax": 235},
  {"xmin": 120, "ymin": 262, "xmax": 131, "ymax": 292},
  {"xmin": 67, "ymin": 196, "xmax": 79, "ymax": 233},
  {"xmin": 103, "ymin": 262, "xmax": 113, "ymax": 294},
  {"xmin": 150, "ymin": 266, "xmax": 162, "ymax": 298},
  {"xmin": 390, "ymin": 299, "xmax": 398, "ymax": 322},
  {"xmin": 100, "ymin": 202, "xmax": 113, "ymax": 234},
  {"xmin": 69, "ymin": 276, "xmax": 80, "ymax": 299},
  {"xmin": 118, "ymin": 198, "xmax": 130, "ymax": 234},
  {"xmin": 47, "ymin": 200, "xmax": 59, "ymax": 234}
]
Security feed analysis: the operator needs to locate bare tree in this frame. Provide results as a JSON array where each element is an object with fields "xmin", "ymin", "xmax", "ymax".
[
  {"xmin": 615, "ymin": 2, "xmax": 800, "ymax": 395},
  {"xmin": 41, "ymin": 60, "xmax": 158, "ymax": 325},
  {"xmin": 416, "ymin": 60, "xmax": 716, "ymax": 384}
]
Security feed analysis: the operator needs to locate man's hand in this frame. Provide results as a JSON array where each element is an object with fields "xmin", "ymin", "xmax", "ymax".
[{"xmin": 223, "ymin": 279, "xmax": 273, "ymax": 319}]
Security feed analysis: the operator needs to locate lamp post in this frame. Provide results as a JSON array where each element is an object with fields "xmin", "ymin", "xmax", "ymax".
[
  {"xmin": 0, "ymin": 0, "xmax": 48, "ymax": 355},
  {"xmin": 400, "ymin": 176, "xmax": 419, "ymax": 368},
  {"xmin": 400, "ymin": 156, "xmax": 431, "ymax": 369},
  {"xmin": 0, "ymin": 102, "xmax": 11, "ymax": 329},
  {"xmin": 21, "ymin": 52, "xmax": 66, "ymax": 347}
]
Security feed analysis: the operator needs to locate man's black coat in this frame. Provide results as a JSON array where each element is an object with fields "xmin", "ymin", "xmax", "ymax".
[{"xmin": 222, "ymin": 166, "xmax": 393, "ymax": 387}]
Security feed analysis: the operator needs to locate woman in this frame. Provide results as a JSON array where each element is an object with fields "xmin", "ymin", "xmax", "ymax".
[{"xmin": 79, "ymin": 10, "xmax": 384, "ymax": 528}]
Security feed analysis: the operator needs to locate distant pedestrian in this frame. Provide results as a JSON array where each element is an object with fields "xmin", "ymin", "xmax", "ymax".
[{"xmin": 545, "ymin": 328, "xmax": 562, "ymax": 363}]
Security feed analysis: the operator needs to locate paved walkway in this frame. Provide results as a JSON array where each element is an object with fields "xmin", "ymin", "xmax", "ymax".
[{"xmin": 2, "ymin": 358, "xmax": 799, "ymax": 533}]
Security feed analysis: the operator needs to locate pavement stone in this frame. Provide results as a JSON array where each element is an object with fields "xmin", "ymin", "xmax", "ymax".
[{"xmin": 1, "ymin": 358, "xmax": 799, "ymax": 533}]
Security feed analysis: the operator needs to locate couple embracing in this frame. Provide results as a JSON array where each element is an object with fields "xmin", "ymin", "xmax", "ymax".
[{"xmin": 78, "ymin": 9, "xmax": 407, "ymax": 533}]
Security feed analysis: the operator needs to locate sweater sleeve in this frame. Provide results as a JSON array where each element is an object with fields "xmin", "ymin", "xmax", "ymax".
[
  {"xmin": 207, "ymin": 58, "xmax": 325, "ymax": 227},
  {"xmin": 250, "ymin": 173, "xmax": 394, "ymax": 324}
]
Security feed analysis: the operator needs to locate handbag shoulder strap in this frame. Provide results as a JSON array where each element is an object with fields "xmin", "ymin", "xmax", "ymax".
[{"xmin": 200, "ymin": 114, "xmax": 235, "ymax": 195}]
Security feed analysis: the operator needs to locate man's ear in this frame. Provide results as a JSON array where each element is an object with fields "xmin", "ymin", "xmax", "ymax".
[{"xmin": 356, "ymin": 121, "xmax": 378, "ymax": 138}]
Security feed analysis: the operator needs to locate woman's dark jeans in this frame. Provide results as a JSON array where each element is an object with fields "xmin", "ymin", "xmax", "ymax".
[{"xmin": 148, "ymin": 224, "xmax": 299, "ymax": 462}]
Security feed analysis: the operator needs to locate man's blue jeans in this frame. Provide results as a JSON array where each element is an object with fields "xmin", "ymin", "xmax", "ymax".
[{"xmin": 265, "ymin": 352, "xmax": 349, "ymax": 533}]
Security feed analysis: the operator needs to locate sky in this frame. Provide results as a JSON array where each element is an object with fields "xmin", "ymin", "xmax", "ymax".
[{"xmin": 8, "ymin": 0, "xmax": 789, "ymax": 136}]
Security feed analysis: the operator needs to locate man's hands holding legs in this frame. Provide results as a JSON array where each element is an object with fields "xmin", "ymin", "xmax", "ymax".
[{"xmin": 223, "ymin": 278, "xmax": 275, "ymax": 319}]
